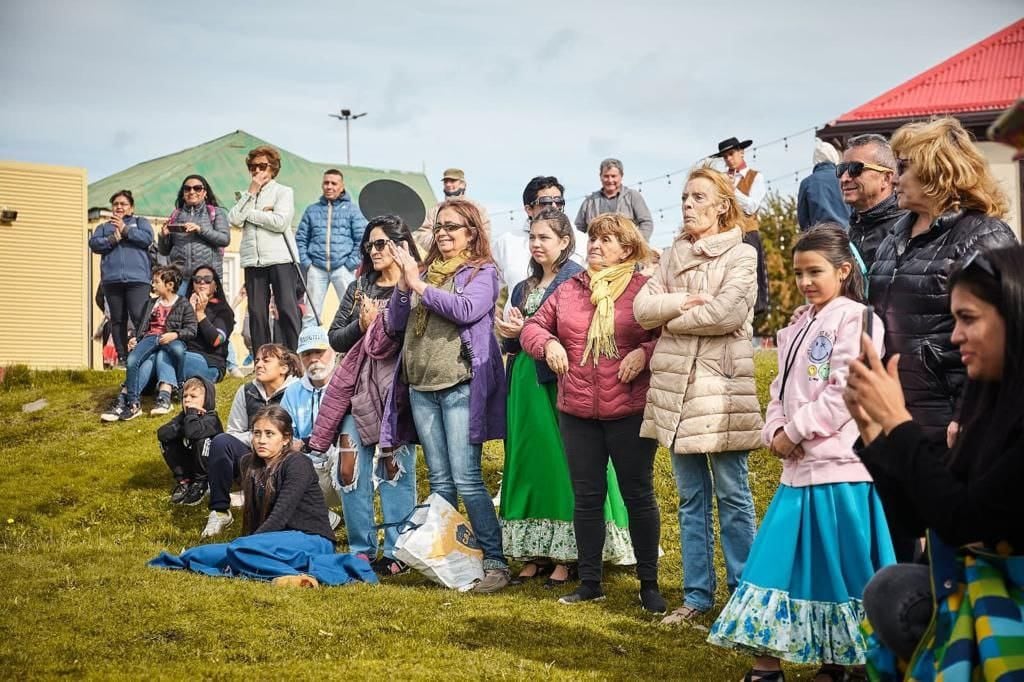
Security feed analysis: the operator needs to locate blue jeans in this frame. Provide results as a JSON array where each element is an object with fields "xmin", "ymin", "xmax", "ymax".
[
  {"xmin": 156, "ymin": 344, "xmax": 220, "ymax": 384},
  {"xmin": 303, "ymin": 264, "xmax": 353, "ymax": 327},
  {"xmin": 409, "ymin": 383, "xmax": 506, "ymax": 569},
  {"xmin": 672, "ymin": 451, "xmax": 756, "ymax": 611},
  {"xmin": 127, "ymin": 336, "xmax": 185, "ymax": 403},
  {"xmin": 334, "ymin": 414, "xmax": 417, "ymax": 559}
]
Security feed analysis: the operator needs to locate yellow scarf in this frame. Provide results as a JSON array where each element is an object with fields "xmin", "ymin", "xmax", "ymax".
[
  {"xmin": 582, "ymin": 261, "xmax": 635, "ymax": 365},
  {"xmin": 414, "ymin": 252, "xmax": 470, "ymax": 336}
]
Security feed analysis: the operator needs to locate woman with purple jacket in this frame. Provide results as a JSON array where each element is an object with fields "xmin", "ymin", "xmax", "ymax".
[{"xmin": 382, "ymin": 198, "xmax": 509, "ymax": 593}]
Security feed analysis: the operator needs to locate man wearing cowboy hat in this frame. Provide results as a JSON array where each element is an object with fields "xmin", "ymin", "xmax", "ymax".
[
  {"xmin": 713, "ymin": 136, "xmax": 769, "ymax": 317},
  {"xmin": 412, "ymin": 168, "xmax": 492, "ymax": 257}
]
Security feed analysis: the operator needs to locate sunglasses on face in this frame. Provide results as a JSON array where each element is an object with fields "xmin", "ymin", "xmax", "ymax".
[
  {"xmin": 182, "ymin": 184, "xmax": 206, "ymax": 193},
  {"xmin": 432, "ymin": 222, "xmax": 468, "ymax": 234},
  {"xmin": 192, "ymin": 274, "xmax": 215, "ymax": 284},
  {"xmin": 247, "ymin": 162, "xmax": 270, "ymax": 172},
  {"xmin": 364, "ymin": 239, "xmax": 391, "ymax": 254},
  {"xmin": 836, "ymin": 161, "xmax": 892, "ymax": 178},
  {"xmin": 896, "ymin": 158, "xmax": 911, "ymax": 176},
  {"xmin": 532, "ymin": 196, "xmax": 566, "ymax": 208}
]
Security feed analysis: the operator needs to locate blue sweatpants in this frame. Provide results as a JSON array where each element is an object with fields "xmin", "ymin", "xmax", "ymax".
[{"xmin": 148, "ymin": 530, "xmax": 377, "ymax": 586}]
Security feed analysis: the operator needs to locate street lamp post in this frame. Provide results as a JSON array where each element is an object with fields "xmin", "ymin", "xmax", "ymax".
[{"xmin": 328, "ymin": 108, "xmax": 367, "ymax": 165}]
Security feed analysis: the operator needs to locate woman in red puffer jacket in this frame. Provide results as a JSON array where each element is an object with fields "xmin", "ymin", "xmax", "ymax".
[{"xmin": 520, "ymin": 213, "xmax": 662, "ymax": 612}]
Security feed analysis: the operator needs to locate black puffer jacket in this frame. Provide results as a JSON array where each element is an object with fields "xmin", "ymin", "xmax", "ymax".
[
  {"xmin": 848, "ymin": 193, "xmax": 906, "ymax": 271},
  {"xmin": 868, "ymin": 209, "xmax": 1016, "ymax": 439}
]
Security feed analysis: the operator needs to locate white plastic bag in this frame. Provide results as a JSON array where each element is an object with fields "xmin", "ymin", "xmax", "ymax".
[{"xmin": 393, "ymin": 493, "xmax": 484, "ymax": 590}]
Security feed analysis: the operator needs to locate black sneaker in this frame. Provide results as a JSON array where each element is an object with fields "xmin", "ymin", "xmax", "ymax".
[
  {"xmin": 558, "ymin": 583, "xmax": 605, "ymax": 605},
  {"xmin": 180, "ymin": 479, "xmax": 208, "ymax": 506},
  {"xmin": 639, "ymin": 586, "xmax": 668, "ymax": 614},
  {"xmin": 169, "ymin": 480, "xmax": 190, "ymax": 504},
  {"xmin": 120, "ymin": 402, "xmax": 142, "ymax": 421},
  {"xmin": 100, "ymin": 394, "xmax": 127, "ymax": 422},
  {"xmin": 150, "ymin": 394, "xmax": 173, "ymax": 416}
]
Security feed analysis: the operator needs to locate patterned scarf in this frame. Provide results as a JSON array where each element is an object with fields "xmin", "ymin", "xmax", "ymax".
[
  {"xmin": 582, "ymin": 261, "xmax": 635, "ymax": 366},
  {"xmin": 413, "ymin": 252, "xmax": 470, "ymax": 336}
]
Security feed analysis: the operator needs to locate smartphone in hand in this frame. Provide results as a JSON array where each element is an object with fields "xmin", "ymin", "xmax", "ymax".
[
  {"xmin": 861, "ymin": 305, "xmax": 874, "ymax": 359},
  {"xmin": 167, "ymin": 223, "xmax": 186, "ymax": 233}
]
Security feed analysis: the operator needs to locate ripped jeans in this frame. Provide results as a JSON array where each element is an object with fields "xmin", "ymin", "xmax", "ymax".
[{"xmin": 334, "ymin": 413, "xmax": 417, "ymax": 559}]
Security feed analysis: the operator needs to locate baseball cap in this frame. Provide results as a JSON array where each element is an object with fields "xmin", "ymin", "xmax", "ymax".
[
  {"xmin": 442, "ymin": 168, "xmax": 465, "ymax": 181},
  {"xmin": 296, "ymin": 326, "xmax": 330, "ymax": 355}
]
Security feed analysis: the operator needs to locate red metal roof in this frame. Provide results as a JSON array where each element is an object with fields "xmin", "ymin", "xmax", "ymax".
[{"xmin": 835, "ymin": 18, "xmax": 1024, "ymax": 122}]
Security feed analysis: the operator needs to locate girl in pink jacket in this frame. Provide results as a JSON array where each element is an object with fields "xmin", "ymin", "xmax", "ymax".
[{"xmin": 707, "ymin": 225, "xmax": 896, "ymax": 682}]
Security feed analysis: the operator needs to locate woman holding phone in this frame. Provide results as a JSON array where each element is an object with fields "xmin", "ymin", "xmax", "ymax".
[{"xmin": 158, "ymin": 175, "xmax": 230, "ymax": 283}]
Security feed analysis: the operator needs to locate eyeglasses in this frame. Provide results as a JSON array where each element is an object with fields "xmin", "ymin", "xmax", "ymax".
[
  {"xmin": 182, "ymin": 184, "xmax": 205, "ymax": 193},
  {"xmin": 192, "ymin": 274, "xmax": 215, "ymax": 284},
  {"xmin": 364, "ymin": 239, "xmax": 391, "ymax": 254},
  {"xmin": 532, "ymin": 196, "xmax": 566, "ymax": 208},
  {"xmin": 247, "ymin": 162, "xmax": 270, "ymax": 172},
  {"xmin": 432, "ymin": 222, "xmax": 468, "ymax": 234},
  {"xmin": 896, "ymin": 158, "xmax": 911, "ymax": 176},
  {"xmin": 835, "ymin": 161, "xmax": 893, "ymax": 178},
  {"xmin": 959, "ymin": 250, "xmax": 999, "ymax": 279}
]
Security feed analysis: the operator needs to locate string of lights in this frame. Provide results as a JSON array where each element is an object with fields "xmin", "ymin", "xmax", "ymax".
[{"xmin": 491, "ymin": 125, "xmax": 820, "ymax": 222}]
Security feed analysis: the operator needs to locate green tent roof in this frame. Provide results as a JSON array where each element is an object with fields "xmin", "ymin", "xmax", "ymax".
[{"xmin": 88, "ymin": 130, "xmax": 435, "ymax": 225}]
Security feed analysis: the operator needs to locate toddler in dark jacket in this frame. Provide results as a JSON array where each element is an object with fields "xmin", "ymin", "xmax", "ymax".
[{"xmin": 157, "ymin": 376, "xmax": 223, "ymax": 506}]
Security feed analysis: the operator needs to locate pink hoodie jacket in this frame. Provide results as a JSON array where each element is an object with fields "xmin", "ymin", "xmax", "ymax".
[{"xmin": 763, "ymin": 296, "xmax": 884, "ymax": 487}]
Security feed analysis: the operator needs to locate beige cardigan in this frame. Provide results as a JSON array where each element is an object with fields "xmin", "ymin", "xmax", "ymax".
[{"xmin": 633, "ymin": 226, "xmax": 764, "ymax": 454}]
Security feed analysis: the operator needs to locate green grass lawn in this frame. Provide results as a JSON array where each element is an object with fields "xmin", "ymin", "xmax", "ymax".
[{"xmin": 0, "ymin": 354, "xmax": 823, "ymax": 680}]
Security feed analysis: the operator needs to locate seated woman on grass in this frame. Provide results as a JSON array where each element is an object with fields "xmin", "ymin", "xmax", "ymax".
[{"xmin": 148, "ymin": 406, "xmax": 376, "ymax": 587}]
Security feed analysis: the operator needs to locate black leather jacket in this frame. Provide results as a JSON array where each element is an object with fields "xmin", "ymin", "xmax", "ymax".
[{"xmin": 868, "ymin": 209, "xmax": 1016, "ymax": 439}]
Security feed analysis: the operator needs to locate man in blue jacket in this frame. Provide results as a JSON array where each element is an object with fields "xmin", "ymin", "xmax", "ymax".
[
  {"xmin": 295, "ymin": 169, "xmax": 368, "ymax": 327},
  {"xmin": 797, "ymin": 139, "xmax": 850, "ymax": 231}
]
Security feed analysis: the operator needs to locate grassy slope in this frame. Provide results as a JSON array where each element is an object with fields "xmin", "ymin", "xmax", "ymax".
[{"xmin": 0, "ymin": 355, "xmax": 814, "ymax": 680}]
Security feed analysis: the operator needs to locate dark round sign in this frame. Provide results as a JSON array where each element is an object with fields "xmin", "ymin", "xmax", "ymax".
[{"xmin": 357, "ymin": 179, "xmax": 427, "ymax": 230}]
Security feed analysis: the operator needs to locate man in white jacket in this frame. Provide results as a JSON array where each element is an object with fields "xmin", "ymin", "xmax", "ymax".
[{"xmin": 228, "ymin": 145, "xmax": 300, "ymax": 351}]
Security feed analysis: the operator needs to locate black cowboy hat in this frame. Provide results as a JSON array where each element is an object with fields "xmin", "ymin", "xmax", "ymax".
[{"xmin": 712, "ymin": 137, "xmax": 753, "ymax": 157}]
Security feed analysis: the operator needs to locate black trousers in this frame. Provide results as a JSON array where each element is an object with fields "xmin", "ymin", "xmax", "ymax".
[
  {"xmin": 558, "ymin": 411, "xmax": 660, "ymax": 583},
  {"xmin": 207, "ymin": 433, "xmax": 250, "ymax": 512},
  {"xmin": 159, "ymin": 438, "xmax": 209, "ymax": 481},
  {"xmin": 245, "ymin": 263, "xmax": 301, "ymax": 352},
  {"xmin": 103, "ymin": 282, "xmax": 151, "ymax": 361}
]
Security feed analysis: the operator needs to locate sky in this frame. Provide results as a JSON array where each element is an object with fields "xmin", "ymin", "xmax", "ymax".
[{"xmin": 2, "ymin": 1, "xmax": 1021, "ymax": 245}]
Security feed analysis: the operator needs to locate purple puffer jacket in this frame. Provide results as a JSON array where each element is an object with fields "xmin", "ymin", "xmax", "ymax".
[{"xmin": 380, "ymin": 262, "xmax": 507, "ymax": 447}]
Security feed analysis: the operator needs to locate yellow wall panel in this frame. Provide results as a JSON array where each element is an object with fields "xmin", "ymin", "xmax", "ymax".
[{"xmin": 0, "ymin": 161, "xmax": 88, "ymax": 369}]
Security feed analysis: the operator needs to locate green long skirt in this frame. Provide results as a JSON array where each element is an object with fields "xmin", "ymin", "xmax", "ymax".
[{"xmin": 499, "ymin": 353, "xmax": 635, "ymax": 564}]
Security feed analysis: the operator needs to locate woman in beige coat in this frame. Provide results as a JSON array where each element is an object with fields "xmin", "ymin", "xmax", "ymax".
[{"xmin": 633, "ymin": 167, "xmax": 764, "ymax": 624}]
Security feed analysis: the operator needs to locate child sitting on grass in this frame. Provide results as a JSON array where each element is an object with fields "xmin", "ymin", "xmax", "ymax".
[
  {"xmin": 148, "ymin": 406, "xmax": 376, "ymax": 588},
  {"xmin": 101, "ymin": 265, "xmax": 198, "ymax": 422},
  {"xmin": 157, "ymin": 376, "xmax": 222, "ymax": 506}
]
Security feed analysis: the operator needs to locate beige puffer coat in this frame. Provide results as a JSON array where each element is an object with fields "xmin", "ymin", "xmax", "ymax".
[{"xmin": 633, "ymin": 226, "xmax": 764, "ymax": 454}]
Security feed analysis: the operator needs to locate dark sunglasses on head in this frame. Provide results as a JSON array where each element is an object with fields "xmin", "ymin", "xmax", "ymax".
[
  {"xmin": 182, "ymin": 184, "xmax": 205, "ymax": 193},
  {"xmin": 247, "ymin": 162, "xmax": 270, "ymax": 172},
  {"xmin": 432, "ymin": 222, "xmax": 468, "ymax": 234},
  {"xmin": 896, "ymin": 158, "xmax": 911, "ymax": 176},
  {"xmin": 364, "ymin": 238, "xmax": 391, "ymax": 254},
  {"xmin": 959, "ymin": 250, "xmax": 999, "ymax": 279},
  {"xmin": 532, "ymin": 196, "xmax": 566, "ymax": 208},
  {"xmin": 192, "ymin": 274, "xmax": 215, "ymax": 284},
  {"xmin": 835, "ymin": 161, "xmax": 892, "ymax": 178}
]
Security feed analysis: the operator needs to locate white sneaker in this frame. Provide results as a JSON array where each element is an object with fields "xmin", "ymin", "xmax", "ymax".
[
  {"xmin": 328, "ymin": 510, "xmax": 342, "ymax": 530},
  {"xmin": 201, "ymin": 510, "xmax": 233, "ymax": 538},
  {"xmin": 229, "ymin": 491, "xmax": 245, "ymax": 508}
]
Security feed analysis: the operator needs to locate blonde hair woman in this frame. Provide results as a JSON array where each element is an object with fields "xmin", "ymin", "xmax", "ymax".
[{"xmin": 633, "ymin": 167, "xmax": 764, "ymax": 624}]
